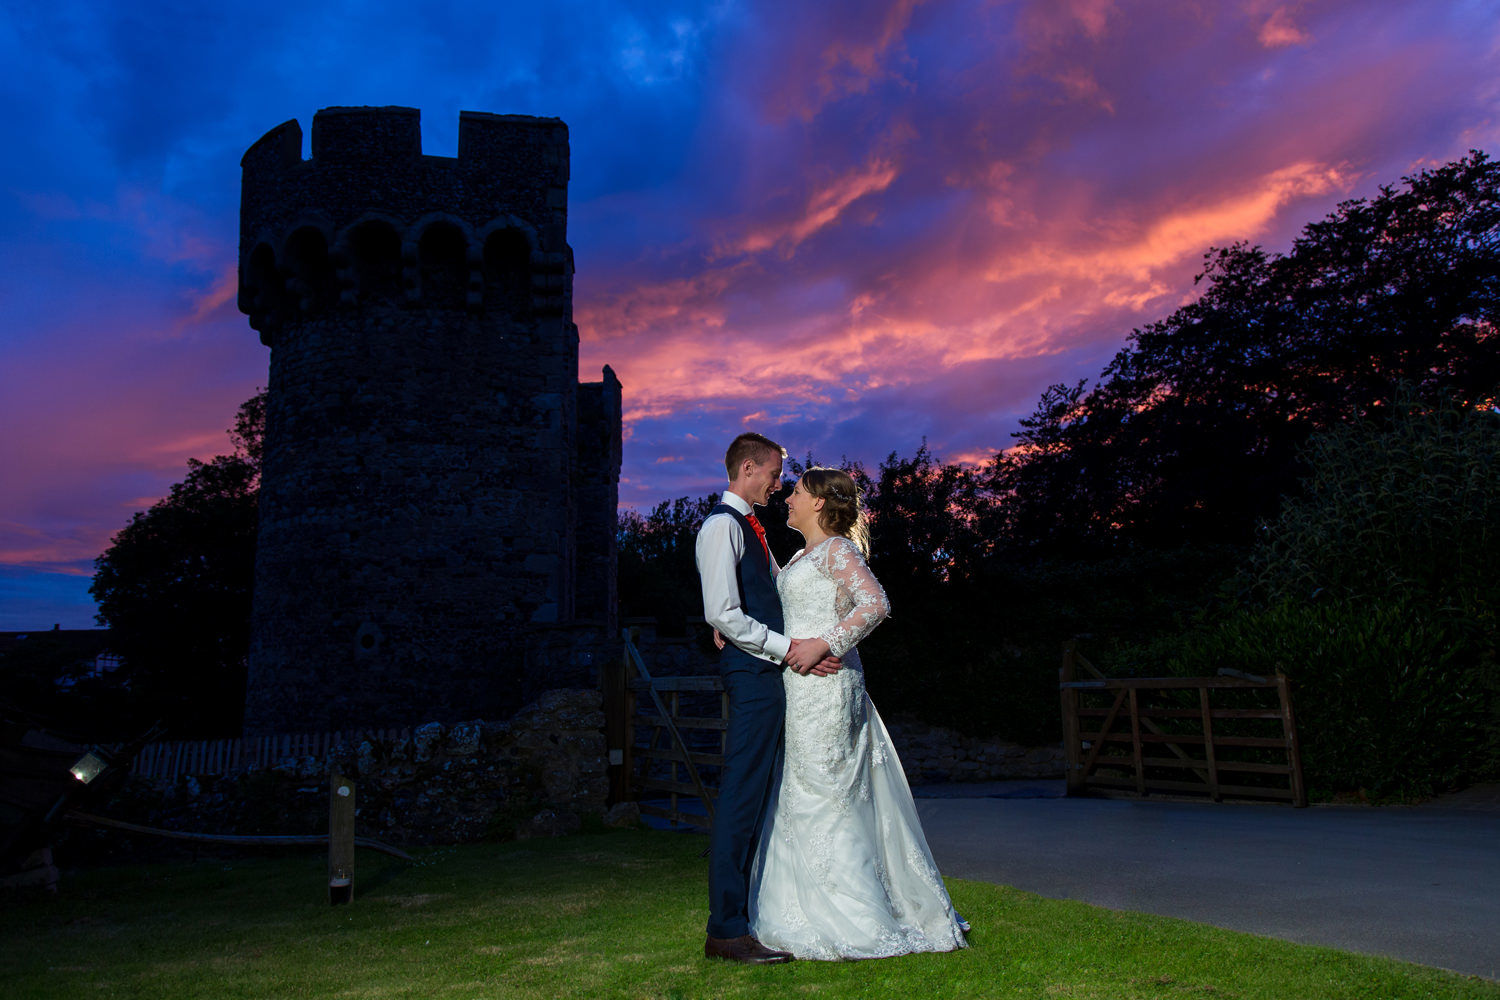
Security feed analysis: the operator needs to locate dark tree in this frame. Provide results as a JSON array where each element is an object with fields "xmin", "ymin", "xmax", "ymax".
[
  {"xmin": 863, "ymin": 444, "xmax": 987, "ymax": 586},
  {"xmin": 90, "ymin": 391, "xmax": 264, "ymax": 737},
  {"xmin": 994, "ymin": 152, "xmax": 1500, "ymax": 554},
  {"xmin": 617, "ymin": 493, "xmax": 721, "ymax": 633}
]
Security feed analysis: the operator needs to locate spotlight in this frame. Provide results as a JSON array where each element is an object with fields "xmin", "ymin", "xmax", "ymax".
[{"xmin": 69, "ymin": 749, "xmax": 110, "ymax": 785}]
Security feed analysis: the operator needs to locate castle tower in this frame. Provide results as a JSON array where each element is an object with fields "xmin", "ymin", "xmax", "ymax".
[{"xmin": 237, "ymin": 107, "xmax": 621, "ymax": 735}]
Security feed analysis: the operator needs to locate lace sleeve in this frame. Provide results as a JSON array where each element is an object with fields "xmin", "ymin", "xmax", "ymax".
[{"xmin": 814, "ymin": 536, "xmax": 891, "ymax": 657}]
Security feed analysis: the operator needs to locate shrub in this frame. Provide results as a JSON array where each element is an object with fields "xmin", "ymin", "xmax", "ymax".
[{"xmin": 1110, "ymin": 398, "xmax": 1500, "ymax": 797}]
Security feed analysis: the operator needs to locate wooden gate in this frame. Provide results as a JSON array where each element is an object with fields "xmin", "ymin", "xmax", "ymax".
[
  {"xmin": 1059, "ymin": 642, "xmax": 1307, "ymax": 807},
  {"xmin": 606, "ymin": 630, "xmax": 727, "ymax": 830}
]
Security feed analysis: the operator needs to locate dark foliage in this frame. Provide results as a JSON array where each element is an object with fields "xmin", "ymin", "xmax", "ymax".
[
  {"xmin": 0, "ymin": 631, "xmax": 118, "ymax": 737},
  {"xmin": 617, "ymin": 494, "xmax": 722, "ymax": 637},
  {"xmin": 993, "ymin": 151, "xmax": 1500, "ymax": 555},
  {"xmin": 88, "ymin": 391, "xmax": 265, "ymax": 738}
]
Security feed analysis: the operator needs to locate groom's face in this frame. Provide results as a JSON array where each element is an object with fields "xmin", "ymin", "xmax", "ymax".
[{"xmin": 744, "ymin": 457, "xmax": 785, "ymax": 507}]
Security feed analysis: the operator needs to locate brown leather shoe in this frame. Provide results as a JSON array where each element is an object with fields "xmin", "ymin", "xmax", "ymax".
[{"xmin": 704, "ymin": 934, "xmax": 794, "ymax": 964}]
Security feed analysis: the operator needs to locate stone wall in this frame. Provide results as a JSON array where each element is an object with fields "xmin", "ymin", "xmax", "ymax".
[
  {"xmin": 108, "ymin": 689, "xmax": 608, "ymax": 848},
  {"xmin": 884, "ymin": 719, "xmax": 1064, "ymax": 784}
]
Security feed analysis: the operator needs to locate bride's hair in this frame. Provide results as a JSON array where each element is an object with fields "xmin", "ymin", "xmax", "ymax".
[{"xmin": 800, "ymin": 467, "xmax": 870, "ymax": 557}]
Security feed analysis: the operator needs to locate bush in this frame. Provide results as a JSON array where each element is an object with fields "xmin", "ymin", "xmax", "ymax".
[
  {"xmin": 863, "ymin": 544, "xmax": 1245, "ymax": 746},
  {"xmin": 1110, "ymin": 595, "xmax": 1495, "ymax": 799},
  {"xmin": 1109, "ymin": 398, "xmax": 1500, "ymax": 798},
  {"xmin": 1246, "ymin": 395, "xmax": 1500, "ymax": 606}
]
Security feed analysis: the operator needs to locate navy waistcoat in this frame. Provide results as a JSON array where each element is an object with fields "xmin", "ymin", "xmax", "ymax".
[{"xmin": 711, "ymin": 503, "xmax": 784, "ymax": 673}]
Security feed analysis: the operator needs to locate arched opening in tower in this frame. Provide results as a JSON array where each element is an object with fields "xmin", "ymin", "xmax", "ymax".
[
  {"xmin": 284, "ymin": 226, "xmax": 337, "ymax": 314},
  {"xmin": 348, "ymin": 220, "xmax": 403, "ymax": 305},
  {"xmin": 483, "ymin": 227, "xmax": 532, "ymax": 320},
  {"xmin": 419, "ymin": 221, "xmax": 469, "ymax": 311},
  {"xmin": 245, "ymin": 243, "xmax": 283, "ymax": 334}
]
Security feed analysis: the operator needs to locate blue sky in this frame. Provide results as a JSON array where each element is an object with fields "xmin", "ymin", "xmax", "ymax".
[{"xmin": 2, "ymin": 0, "xmax": 1497, "ymax": 628}]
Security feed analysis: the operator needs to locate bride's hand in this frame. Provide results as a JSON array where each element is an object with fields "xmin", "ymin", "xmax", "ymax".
[
  {"xmin": 785, "ymin": 637, "xmax": 833, "ymax": 674},
  {"xmin": 712, "ymin": 629, "xmax": 726, "ymax": 650}
]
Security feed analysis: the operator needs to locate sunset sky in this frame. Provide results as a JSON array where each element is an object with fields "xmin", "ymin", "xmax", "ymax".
[{"xmin": 2, "ymin": 0, "xmax": 1496, "ymax": 629}]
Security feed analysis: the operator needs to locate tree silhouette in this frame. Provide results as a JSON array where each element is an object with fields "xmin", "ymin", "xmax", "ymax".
[
  {"xmin": 89, "ymin": 391, "xmax": 264, "ymax": 737},
  {"xmin": 994, "ymin": 151, "xmax": 1500, "ymax": 554}
]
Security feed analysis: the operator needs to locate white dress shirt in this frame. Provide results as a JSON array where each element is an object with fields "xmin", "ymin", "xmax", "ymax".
[{"xmin": 695, "ymin": 491, "xmax": 791, "ymax": 665}]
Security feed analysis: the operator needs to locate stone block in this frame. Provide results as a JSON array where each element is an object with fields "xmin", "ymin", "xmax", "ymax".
[
  {"xmin": 603, "ymin": 801, "xmax": 641, "ymax": 828},
  {"xmin": 517, "ymin": 808, "xmax": 581, "ymax": 839},
  {"xmin": 446, "ymin": 720, "xmax": 483, "ymax": 756},
  {"xmin": 413, "ymin": 722, "xmax": 445, "ymax": 762}
]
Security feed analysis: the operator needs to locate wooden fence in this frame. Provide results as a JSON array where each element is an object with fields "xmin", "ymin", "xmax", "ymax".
[
  {"xmin": 1059, "ymin": 642, "xmax": 1307, "ymax": 807},
  {"xmin": 130, "ymin": 728, "xmax": 413, "ymax": 783},
  {"xmin": 609, "ymin": 629, "xmax": 726, "ymax": 830}
]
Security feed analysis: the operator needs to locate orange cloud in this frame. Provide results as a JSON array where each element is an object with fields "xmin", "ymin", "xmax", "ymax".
[
  {"xmin": 947, "ymin": 447, "xmax": 1000, "ymax": 467},
  {"xmin": 1019, "ymin": 0, "xmax": 1118, "ymax": 48},
  {"xmin": 574, "ymin": 268, "xmax": 739, "ymax": 342},
  {"xmin": 0, "ymin": 521, "xmax": 110, "ymax": 573},
  {"xmin": 1259, "ymin": 6, "xmax": 1310, "ymax": 48},
  {"xmin": 180, "ymin": 263, "xmax": 241, "ymax": 329},
  {"xmin": 988, "ymin": 160, "xmax": 1350, "ymax": 286},
  {"xmin": 1052, "ymin": 67, "xmax": 1115, "ymax": 112},
  {"xmin": 761, "ymin": 0, "xmax": 925, "ymax": 121},
  {"xmin": 725, "ymin": 157, "xmax": 900, "ymax": 256}
]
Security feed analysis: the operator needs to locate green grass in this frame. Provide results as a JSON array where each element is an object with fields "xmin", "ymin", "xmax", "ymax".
[{"xmin": 3, "ymin": 830, "xmax": 1496, "ymax": 999}]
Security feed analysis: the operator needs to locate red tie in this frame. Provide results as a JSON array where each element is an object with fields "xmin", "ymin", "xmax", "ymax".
[{"xmin": 745, "ymin": 513, "xmax": 771, "ymax": 563}]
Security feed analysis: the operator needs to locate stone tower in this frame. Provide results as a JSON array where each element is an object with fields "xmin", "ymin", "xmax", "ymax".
[{"xmin": 237, "ymin": 106, "xmax": 621, "ymax": 736}]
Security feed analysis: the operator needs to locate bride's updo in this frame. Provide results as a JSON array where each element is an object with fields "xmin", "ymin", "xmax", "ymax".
[{"xmin": 801, "ymin": 467, "xmax": 870, "ymax": 556}]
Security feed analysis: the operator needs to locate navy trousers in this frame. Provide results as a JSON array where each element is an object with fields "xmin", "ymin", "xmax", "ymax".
[{"xmin": 706, "ymin": 665, "xmax": 785, "ymax": 939}]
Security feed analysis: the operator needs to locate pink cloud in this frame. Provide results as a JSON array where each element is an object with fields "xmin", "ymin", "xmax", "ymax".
[
  {"xmin": 1259, "ymin": 6, "xmax": 1311, "ymax": 48},
  {"xmin": 1017, "ymin": 0, "xmax": 1119, "ymax": 48},
  {"xmin": 723, "ymin": 157, "xmax": 901, "ymax": 256},
  {"xmin": 180, "ymin": 263, "xmax": 241, "ymax": 328},
  {"xmin": 806, "ymin": 0, "xmax": 926, "ymax": 114},
  {"xmin": 734, "ymin": 0, "xmax": 925, "ymax": 122},
  {"xmin": 0, "ymin": 309, "xmax": 263, "ymax": 573},
  {"xmin": 0, "ymin": 520, "xmax": 102, "ymax": 575}
]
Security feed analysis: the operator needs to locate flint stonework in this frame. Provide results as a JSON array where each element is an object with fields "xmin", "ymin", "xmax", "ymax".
[{"xmin": 237, "ymin": 107, "xmax": 621, "ymax": 735}]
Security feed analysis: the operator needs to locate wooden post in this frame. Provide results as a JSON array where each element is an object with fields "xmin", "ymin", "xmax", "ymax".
[
  {"xmin": 1128, "ymin": 688, "xmax": 1146, "ymax": 796},
  {"xmin": 603, "ymin": 633, "xmax": 630, "ymax": 805},
  {"xmin": 1059, "ymin": 642, "xmax": 1083, "ymax": 796},
  {"xmin": 328, "ymin": 774, "xmax": 355, "ymax": 905},
  {"xmin": 1277, "ymin": 674, "xmax": 1308, "ymax": 808},
  {"xmin": 1199, "ymin": 687, "xmax": 1221, "ymax": 801},
  {"xmin": 669, "ymin": 690, "xmax": 680, "ymax": 824}
]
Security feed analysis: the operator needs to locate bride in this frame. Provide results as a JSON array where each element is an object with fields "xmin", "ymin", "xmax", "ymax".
[{"xmin": 749, "ymin": 467, "xmax": 969, "ymax": 960}]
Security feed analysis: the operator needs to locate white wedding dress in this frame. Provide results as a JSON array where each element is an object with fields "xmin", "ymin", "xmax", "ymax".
[{"xmin": 749, "ymin": 535, "xmax": 968, "ymax": 960}]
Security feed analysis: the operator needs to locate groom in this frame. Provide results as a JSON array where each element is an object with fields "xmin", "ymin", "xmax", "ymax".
[{"xmin": 695, "ymin": 432, "xmax": 840, "ymax": 964}]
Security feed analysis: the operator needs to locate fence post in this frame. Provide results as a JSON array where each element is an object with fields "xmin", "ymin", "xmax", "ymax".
[
  {"xmin": 1199, "ymin": 687, "xmax": 1221, "ymax": 801},
  {"xmin": 1277, "ymin": 674, "xmax": 1308, "ymax": 808},
  {"xmin": 1060, "ymin": 642, "xmax": 1083, "ymax": 797},
  {"xmin": 1127, "ymin": 688, "xmax": 1146, "ymax": 796},
  {"xmin": 603, "ymin": 630, "xmax": 630, "ymax": 805},
  {"xmin": 329, "ymin": 773, "xmax": 355, "ymax": 904}
]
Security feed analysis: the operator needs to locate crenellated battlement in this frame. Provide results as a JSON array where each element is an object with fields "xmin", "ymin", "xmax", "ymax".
[
  {"xmin": 310, "ymin": 105, "xmax": 422, "ymax": 163},
  {"xmin": 238, "ymin": 107, "xmax": 572, "ymax": 340},
  {"xmin": 241, "ymin": 106, "xmax": 567, "ymax": 178}
]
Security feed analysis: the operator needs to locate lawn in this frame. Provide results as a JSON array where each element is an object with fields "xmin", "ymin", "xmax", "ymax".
[{"xmin": 2, "ymin": 829, "xmax": 1495, "ymax": 999}]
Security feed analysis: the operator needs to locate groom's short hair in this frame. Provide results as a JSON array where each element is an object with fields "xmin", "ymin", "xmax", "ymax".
[{"xmin": 725, "ymin": 432, "xmax": 786, "ymax": 480}]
